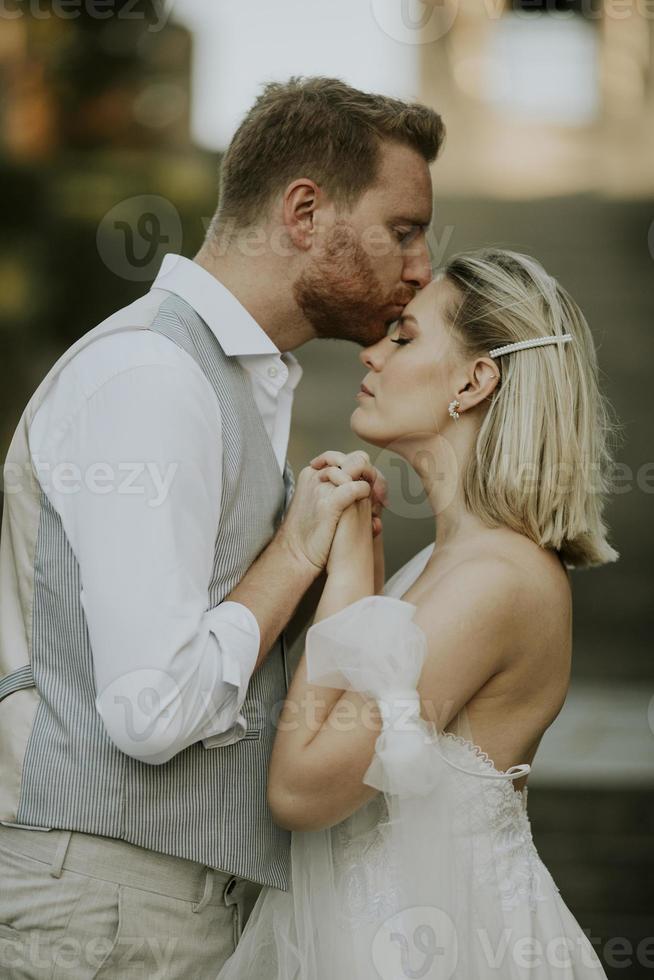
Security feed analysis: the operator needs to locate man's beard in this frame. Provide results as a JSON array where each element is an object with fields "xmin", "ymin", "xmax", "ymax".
[{"xmin": 293, "ymin": 222, "xmax": 414, "ymax": 347}]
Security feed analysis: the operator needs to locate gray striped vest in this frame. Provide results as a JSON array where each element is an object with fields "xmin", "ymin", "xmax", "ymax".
[{"xmin": 0, "ymin": 290, "xmax": 293, "ymax": 889}]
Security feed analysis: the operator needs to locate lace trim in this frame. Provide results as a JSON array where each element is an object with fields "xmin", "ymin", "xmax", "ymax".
[
  {"xmin": 333, "ymin": 730, "xmax": 556, "ymax": 923},
  {"xmin": 441, "ymin": 731, "xmax": 528, "ymax": 796}
]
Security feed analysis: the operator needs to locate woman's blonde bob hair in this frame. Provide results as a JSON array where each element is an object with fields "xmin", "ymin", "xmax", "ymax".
[{"xmin": 442, "ymin": 248, "xmax": 620, "ymax": 570}]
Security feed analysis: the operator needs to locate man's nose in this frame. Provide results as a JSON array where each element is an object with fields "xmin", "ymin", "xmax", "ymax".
[
  {"xmin": 402, "ymin": 238, "xmax": 432, "ymax": 290},
  {"xmin": 359, "ymin": 341, "xmax": 386, "ymax": 372}
]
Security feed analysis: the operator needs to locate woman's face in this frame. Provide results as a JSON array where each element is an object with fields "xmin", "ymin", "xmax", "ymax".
[{"xmin": 351, "ymin": 275, "xmax": 462, "ymax": 453}]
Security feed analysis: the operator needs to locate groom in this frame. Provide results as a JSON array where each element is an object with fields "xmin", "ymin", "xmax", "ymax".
[{"xmin": 0, "ymin": 77, "xmax": 442, "ymax": 977}]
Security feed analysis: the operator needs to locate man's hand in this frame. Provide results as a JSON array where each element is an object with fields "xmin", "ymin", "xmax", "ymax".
[
  {"xmin": 226, "ymin": 457, "xmax": 373, "ymax": 670},
  {"xmin": 309, "ymin": 450, "xmax": 387, "ymax": 538},
  {"xmin": 276, "ymin": 464, "xmax": 372, "ymax": 576}
]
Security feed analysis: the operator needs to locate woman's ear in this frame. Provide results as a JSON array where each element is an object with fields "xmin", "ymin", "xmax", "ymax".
[{"xmin": 460, "ymin": 358, "xmax": 500, "ymax": 411}]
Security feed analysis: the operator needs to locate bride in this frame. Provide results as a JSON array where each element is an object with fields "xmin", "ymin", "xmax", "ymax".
[{"xmin": 216, "ymin": 248, "xmax": 617, "ymax": 979}]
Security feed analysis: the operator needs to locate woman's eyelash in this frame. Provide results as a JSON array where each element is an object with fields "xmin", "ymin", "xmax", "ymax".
[{"xmin": 390, "ymin": 337, "xmax": 412, "ymax": 346}]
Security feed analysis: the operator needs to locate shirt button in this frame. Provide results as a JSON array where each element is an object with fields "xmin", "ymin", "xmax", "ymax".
[{"xmin": 267, "ymin": 366, "xmax": 279, "ymax": 379}]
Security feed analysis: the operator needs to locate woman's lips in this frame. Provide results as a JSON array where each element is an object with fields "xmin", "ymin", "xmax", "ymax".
[{"xmin": 357, "ymin": 383, "xmax": 374, "ymax": 398}]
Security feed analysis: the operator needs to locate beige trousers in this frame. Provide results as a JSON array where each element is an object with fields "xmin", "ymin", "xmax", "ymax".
[{"xmin": 0, "ymin": 824, "xmax": 263, "ymax": 979}]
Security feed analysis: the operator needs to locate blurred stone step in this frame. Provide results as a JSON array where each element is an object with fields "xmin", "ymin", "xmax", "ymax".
[{"xmin": 527, "ymin": 786, "xmax": 654, "ymax": 978}]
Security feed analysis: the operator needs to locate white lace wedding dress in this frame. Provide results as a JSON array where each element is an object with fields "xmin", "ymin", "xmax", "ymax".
[{"xmin": 215, "ymin": 544, "xmax": 607, "ymax": 979}]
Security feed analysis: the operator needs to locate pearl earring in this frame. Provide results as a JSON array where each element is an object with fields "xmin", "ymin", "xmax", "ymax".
[{"xmin": 448, "ymin": 398, "xmax": 461, "ymax": 420}]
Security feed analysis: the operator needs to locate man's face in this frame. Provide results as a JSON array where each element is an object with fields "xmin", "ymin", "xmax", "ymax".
[{"xmin": 293, "ymin": 141, "xmax": 434, "ymax": 347}]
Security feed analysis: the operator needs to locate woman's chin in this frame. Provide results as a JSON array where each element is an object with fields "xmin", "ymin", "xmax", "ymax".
[
  {"xmin": 350, "ymin": 407, "xmax": 387, "ymax": 448},
  {"xmin": 350, "ymin": 406, "xmax": 370, "ymax": 438}
]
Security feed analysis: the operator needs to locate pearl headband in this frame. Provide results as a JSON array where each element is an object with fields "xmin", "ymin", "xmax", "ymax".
[{"xmin": 489, "ymin": 333, "xmax": 573, "ymax": 358}]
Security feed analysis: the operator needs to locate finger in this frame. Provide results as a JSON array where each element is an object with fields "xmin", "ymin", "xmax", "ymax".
[
  {"xmin": 342, "ymin": 450, "xmax": 371, "ymax": 470},
  {"xmin": 318, "ymin": 466, "xmax": 349, "ymax": 487},
  {"xmin": 310, "ymin": 451, "xmax": 346, "ymax": 470},
  {"xmin": 331, "ymin": 479, "xmax": 371, "ymax": 511},
  {"xmin": 353, "ymin": 493, "xmax": 372, "ymax": 515},
  {"xmin": 372, "ymin": 516, "xmax": 383, "ymax": 538},
  {"xmin": 372, "ymin": 470, "xmax": 389, "ymax": 506},
  {"xmin": 340, "ymin": 457, "xmax": 377, "ymax": 486},
  {"xmin": 346, "ymin": 450, "xmax": 371, "ymax": 464}
]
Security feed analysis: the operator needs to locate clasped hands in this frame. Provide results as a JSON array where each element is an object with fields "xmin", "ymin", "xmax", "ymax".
[
  {"xmin": 279, "ymin": 450, "xmax": 387, "ymax": 580},
  {"xmin": 310, "ymin": 450, "xmax": 387, "ymax": 539}
]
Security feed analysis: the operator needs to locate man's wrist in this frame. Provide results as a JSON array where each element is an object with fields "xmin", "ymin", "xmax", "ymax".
[{"xmin": 271, "ymin": 528, "xmax": 323, "ymax": 589}]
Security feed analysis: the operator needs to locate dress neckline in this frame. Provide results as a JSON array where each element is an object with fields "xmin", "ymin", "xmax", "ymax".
[{"xmin": 441, "ymin": 731, "xmax": 529, "ymax": 801}]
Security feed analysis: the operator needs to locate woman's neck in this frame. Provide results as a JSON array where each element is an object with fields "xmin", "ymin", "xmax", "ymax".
[{"xmin": 406, "ymin": 431, "xmax": 489, "ymax": 553}]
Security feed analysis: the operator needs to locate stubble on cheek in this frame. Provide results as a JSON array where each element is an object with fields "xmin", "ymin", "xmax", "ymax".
[{"xmin": 293, "ymin": 223, "xmax": 397, "ymax": 345}]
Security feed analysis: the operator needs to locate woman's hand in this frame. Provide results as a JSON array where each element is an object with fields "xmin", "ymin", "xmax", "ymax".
[
  {"xmin": 327, "ymin": 493, "xmax": 374, "ymax": 579},
  {"xmin": 311, "ymin": 451, "xmax": 386, "ymax": 589},
  {"xmin": 309, "ymin": 451, "xmax": 378, "ymax": 580},
  {"xmin": 310, "ymin": 450, "xmax": 387, "ymax": 538}
]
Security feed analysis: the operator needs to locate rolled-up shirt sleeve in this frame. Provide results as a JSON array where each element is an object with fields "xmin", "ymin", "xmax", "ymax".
[
  {"xmin": 200, "ymin": 600, "xmax": 261, "ymax": 750},
  {"xmin": 29, "ymin": 345, "xmax": 262, "ymax": 765}
]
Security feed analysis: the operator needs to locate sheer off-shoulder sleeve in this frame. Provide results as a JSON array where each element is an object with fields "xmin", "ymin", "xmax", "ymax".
[{"xmin": 305, "ymin": 595, "xmax": 442, "ymax": 796}]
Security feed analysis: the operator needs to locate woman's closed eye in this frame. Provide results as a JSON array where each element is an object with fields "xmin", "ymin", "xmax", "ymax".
[{"xmin": 390, "ymin": 336, "xmax": 412, "ymax": 346}]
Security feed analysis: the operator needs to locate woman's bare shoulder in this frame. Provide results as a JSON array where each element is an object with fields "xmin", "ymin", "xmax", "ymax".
[
  {"xmin": 456, "ymin": 529, "xmax": 570, "ymax": 605},
  {"xmin": 416, "ymin": 532, "xmax": 573, "ymax": 766},
  {"xmin": 407, "ymin": 530, "xmax": 572, "ymax": 686},
  {"xmin": 459, "ymin": 531, "xmax": 573, "ymax": 685}
]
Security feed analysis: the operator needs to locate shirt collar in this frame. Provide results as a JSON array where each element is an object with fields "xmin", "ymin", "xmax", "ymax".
[
  {"xmin": 281, "ymin": 353, "xmax": 303, "ymax": 392},
  {"xmin": 151, "ymin": 253, "xmax": 296, "ymax": 365}
]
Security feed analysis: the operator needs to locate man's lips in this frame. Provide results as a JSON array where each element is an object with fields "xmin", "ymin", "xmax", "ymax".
[
  {"xmin": 390, "ymin": 291, "xmax": 414, "ymax": 310},
  {"xmin": 383, "ymin": 301, "xmax": 410, "ymax": 326}
]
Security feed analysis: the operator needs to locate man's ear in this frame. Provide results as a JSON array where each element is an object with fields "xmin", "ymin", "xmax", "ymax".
[
  {"xmin": 460, "ymin": 358, "xmax": 500, "ymax": 411},
  {"xmin": 282, "ymin": 179, "xmax": 320, "ymax": 251}
]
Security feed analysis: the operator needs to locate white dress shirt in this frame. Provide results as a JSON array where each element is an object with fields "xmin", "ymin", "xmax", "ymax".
[{"xmin": 28, "ymin": 253, "xmax": 302, "ymax": 764}]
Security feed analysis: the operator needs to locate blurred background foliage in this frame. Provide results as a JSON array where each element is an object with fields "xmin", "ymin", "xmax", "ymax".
[{"xmin": 0, "ymin": 1, "xmax": 653, "ymax": 974}]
